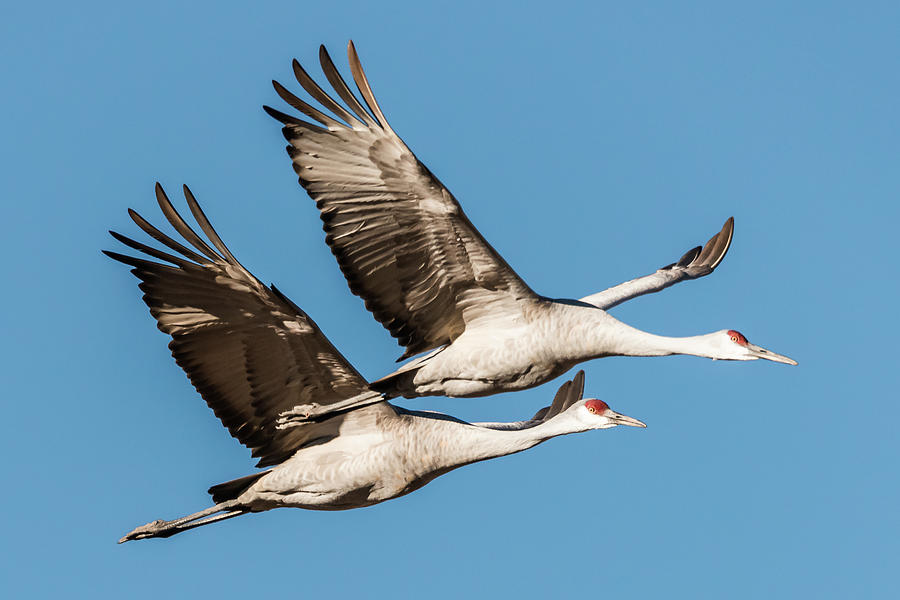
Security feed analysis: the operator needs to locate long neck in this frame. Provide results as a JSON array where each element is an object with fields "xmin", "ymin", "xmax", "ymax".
[
  {"xmin": 562, "ymin": 306, "xmax": 718, "ymax": 360},
  {"xmin": 409, "ymin": 413, "xmax": 585, "ymax": 473}
]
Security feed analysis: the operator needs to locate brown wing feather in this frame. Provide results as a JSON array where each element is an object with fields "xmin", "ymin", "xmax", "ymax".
[
  {"xmin": 106, "ymin": 184, "xmax": 382, "ymax": 467},
  {"xmin": 266, "ymin": 42, "xmax": 537, "ymax": 359}
]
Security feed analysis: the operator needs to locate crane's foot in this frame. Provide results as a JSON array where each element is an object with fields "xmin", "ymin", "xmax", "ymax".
[
  {"xmin": 118, "ymin": 519, "xmax": 170, "ymax": 543},
  {"xmin": 277, "ymin": 393, "xmax": 385, "ymax": 427},
  {"xmin": 276, "ymin": 404, "xmax": 317, "ymax": 428}
]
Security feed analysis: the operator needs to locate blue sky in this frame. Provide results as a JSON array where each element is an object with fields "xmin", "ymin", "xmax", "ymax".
[{"xmin": 2, "ymin": 1, "xmax": 898, "ymax": 598}]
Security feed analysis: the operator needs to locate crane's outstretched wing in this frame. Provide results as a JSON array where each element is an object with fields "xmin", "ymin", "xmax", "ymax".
[
  {"xmin": 105, "ymin": 184, "xmax": 388, "ymax": 467},
  {"xmin": 265, "ymin": 42, "xmax": 538, "ymax": 360},
  {"xmin": 579, "ymin": 217, "xmax": 734, "ymax": 311},
  {"xmin": 473, "ymin": 371, "xmax": 587, "ymax": 431}
]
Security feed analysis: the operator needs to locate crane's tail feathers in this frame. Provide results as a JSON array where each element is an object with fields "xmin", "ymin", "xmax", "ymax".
[
  {"xmin": 208, "ymin": 471, "xmax": 271, "ymax": 503},
  {"xmin": 369, "ymin": 370, "xmax": 410, "ymax": 399},
  {"xmin": 369, "ymin": 348, "xmax": 445, "ymax": 398},
  {"xmin": 118, "ymin": 502, "xmax": 246, "ymax": 543}
]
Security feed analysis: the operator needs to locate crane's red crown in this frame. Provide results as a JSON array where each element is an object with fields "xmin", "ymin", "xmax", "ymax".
[
  {"xmin": 727, "ymin": 330, "xmax": 748, "ymax": 346},
  {"xmin": 585, "ymin": 399, "xmax": 609, "ymax": 414}
]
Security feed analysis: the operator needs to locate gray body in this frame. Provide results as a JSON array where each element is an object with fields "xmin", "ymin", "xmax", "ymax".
[{"xmin": 238, "ymin": 402, "xmax": 583, "ymax": 512}]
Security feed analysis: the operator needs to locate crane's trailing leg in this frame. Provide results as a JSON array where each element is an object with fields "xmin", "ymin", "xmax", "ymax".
[
  {"xmin": 276, "ymin": 391, "xmax": 384, "ymax": 425},
  {"xmin": 119, "ymin": 501, "xmax": 246, "ymax": 543}
]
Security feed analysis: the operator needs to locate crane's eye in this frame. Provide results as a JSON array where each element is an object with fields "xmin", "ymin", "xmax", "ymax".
[
  {"xmin": 727, "ymin": 330, "xmax": 748, "ymax": 345},
  {"xmin": 584, "ymin": 399, "xmax": 609, "ymax": 414}
]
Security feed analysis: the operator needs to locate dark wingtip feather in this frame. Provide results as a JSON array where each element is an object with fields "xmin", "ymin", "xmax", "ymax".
[
  {"xmin": 572, "ymin": 370, "xmax": 585, "ymax": 401},
  {"xmin": 272, "ymin": 79, "xmax": 341, "ymax": 129},
  {"xmin": 102, "ymin": 248, "xmax": 153, "ymax": 269},
  {"xmin": 271, "ymin": 79, "xmax": 291, "ymax": 99},
  {"xmin": 125, "ymin": 203, "xmax": 212, "ymax": 266},
  {"xmin": 103, "ymin": 249, "xmax": 146, "ymax": 270},
  {"xmin": 153, "ymin": 182, "xmax": 167, "ymax": 208},
  {"xmin": 715, "ymin": 217, "xmax": 735, "ymax": 264},
  {"xmin": 346, "ymin": 38, "xmax": 393, "ymax": 134},
  {"xmin": 154, "ymin": 182, "xmax": 169, "ymax": 207},
  {"xmin": 154, "ymin": 183, "xmax": 222, "ymax": 262},
  {"xmin": 531, "ymin": 406, "xmax": 551, "ymax": 421},
  {"xmin": 288, "ymin": 50, "xmax": 363, "ymax": 128},
  {"xmin": 546, "ymin": 379, "xmax": 571, "ymax": 419},
  {"xmin": 693, "ymin": 217, "xmax": 735, "ymax": 269},
  {"xmin": 705, "ymin": 216, "xmax": 735, "ymax": 269},
  {"xmin": 181, "ymin": 184, "xmax": 239, "ymax": 266},
  {"xmin": 318, "ymin": 42, "xmax": 377, "ymax": 127},
  {"xmin": 108, "ymin": 230, "xmax": 134, "ymax": 246},
  {"xmin": 263, "ymin": 104, "xmax": 303, "ymax": 125},
  {"xmin": 107, "ymin": 230, "xmax": 197, "ymax": 269},
  {"xmin": 676, "ymin": 246, "xmax": 702, "ymax": 268}
]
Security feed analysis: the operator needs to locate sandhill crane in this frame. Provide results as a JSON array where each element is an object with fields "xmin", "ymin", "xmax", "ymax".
[
  {"xmin": 263, "ymin": 42, "xmax": 796, "ymax": 412},
  {"xmin": 107, "ymin": 185, "xmax": 645, "ymax": 542}
]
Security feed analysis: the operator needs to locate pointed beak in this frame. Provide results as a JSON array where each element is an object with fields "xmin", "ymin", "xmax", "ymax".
[
  {"xmin": 608, "ymin": 410, "xmax": 647, "ymax": 428},
  {"xmin": 747, "ymin": 343, "xmax": 798, "ymax": 366}
]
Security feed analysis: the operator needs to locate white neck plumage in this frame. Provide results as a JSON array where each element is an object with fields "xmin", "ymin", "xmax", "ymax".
[
  {"xmin": 576, "ymin": 309, "xmax": 722, "ymax": 360},
  {"xmin": 431, "ymin": 414, "xmax": 588, "ymax": 471}
]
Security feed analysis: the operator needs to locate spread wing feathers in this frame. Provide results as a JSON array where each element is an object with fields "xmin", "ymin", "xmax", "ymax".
[
  {"xmin": 265, "ymin": 41, "xmax": 537, "ymax": 359},
  {"xmin": 579, "ymin": 217, "xmax": 734, "ymax": 311},
  {"xmin": 105, "ymin": 183, "xmax": 378, "ymax": 467},
  {"xmin": 530, "ymin": 369, "xmax": 585, "ymax": 422},
  {"xmin": 474, "ymin": 371, "xmax": 587, "ymax": 431}
]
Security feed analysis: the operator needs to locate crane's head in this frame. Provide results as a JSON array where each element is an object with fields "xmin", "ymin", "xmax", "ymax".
[
  {"xmin": 536, "ymin": 371, "xmax": 646, "ymax": 430},
  {"xmin": 575, "ymin": 398, "xmax": 646, "ymax": 430},
  {"xmin": 708, "ymin": 329, "xmax": 797, "ymax": 365}
]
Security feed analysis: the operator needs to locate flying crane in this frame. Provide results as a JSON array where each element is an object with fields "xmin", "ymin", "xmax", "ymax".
[{"xmin": 263, "ymin": 42, "xmax": 796, "ymax": 416}]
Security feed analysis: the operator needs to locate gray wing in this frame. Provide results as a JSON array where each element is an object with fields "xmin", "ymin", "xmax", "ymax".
[
  {"xmin": 579, "ymin": 218, "xmax": 734, "ymax": 311},
  {"xmin": 105, "ymin": 183, "xmax": 384, "ymax": 467},
  {"xmin": 473, "ymin": 371, "xmax": 586, "ymax": 431},
  {"xmin": 265, "ymin": 42, "xmax": 538, "ymax": 360}
]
